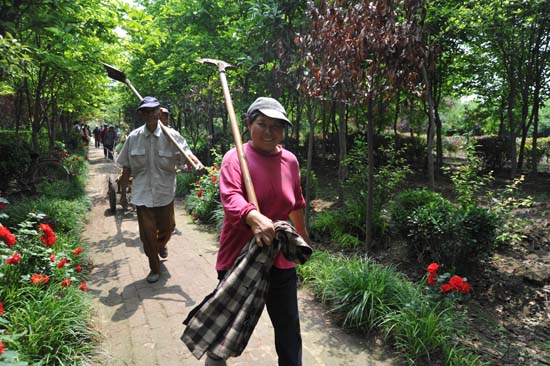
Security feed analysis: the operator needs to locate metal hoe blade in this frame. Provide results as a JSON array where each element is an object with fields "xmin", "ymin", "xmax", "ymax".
[{"xmin": 102, "ymin": 62, "xmax": 127, "ymax": 83}]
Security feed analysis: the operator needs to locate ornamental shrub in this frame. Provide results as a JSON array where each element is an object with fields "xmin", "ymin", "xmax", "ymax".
[
  {"xmin": 0, "ymin": 138, "xmax": 32, "ymax": 191},
  {"xmin": 390, "ymin": 186, "xmax": 500, "ymax": 273},
  {"xmin": 456, "ymin": 206, "xmax": 499, "ymax": 264},
  {"xmin": 390, "ymin": 189, "xmax": 444, "ymax": 237},
  {"xmin": 406, "ymin": 198, "xmax": 460, "ymax": 264}
]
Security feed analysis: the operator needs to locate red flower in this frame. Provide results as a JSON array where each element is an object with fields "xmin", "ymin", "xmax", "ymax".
[
  {"xmin": 427, "ymin": 262, "xmax": 439, "ymax": 274},
  {"xmin": 61, "ymin": 278, "xmax": 71, "ymax": 287},
  {"xmin": 73, "ymin": 246, "xmax": 83, "ymax": 255},
  {"xmin": 440, "ymin": 284, "xmax": 453, "ymax": 293},
  {"xmin": 0, "ymin": 225, "xmax": 16, "ymax": 247},
  {"xmin": 427, "ymin": 273, "xmax": 438, "ymax": 286},
  {"xmin": 31, "ymin": 274, "xmax": 50, "ymax": 284},
  {"xmin": 195, "ymin": 180, "xmax": 200, "ymax": 185},
  {"xmin": 460, "ymin": 281, "xmax": 471, "ymax": 293},
  {"xmin": 211, "ymin": 176, "xmax": 217, "ymax": 183},
  {"xmin": 449, "ymin": 275, "xmax": 465, "ymax": 291},
  {"xmin": 80, "ymin": 282, "xmax": 87, "ymax": 292},
  {"xmin": 76, "ymin": 264, "xmax": 82, "ymax": 273},
  {"xmin": 0, "ymin": 341, "xmax": 4, "ymax": 355},
  {"xmin": 57, "ymin": 258, "xmax": 68, "ymax": 268},
  {"xmin": 6, "ymin": 252, "xmax": 21, "ymax": 265},
  {"xmin": 39, "ymin": 223, "xmax": 57, "ymax": 247},
  {"xmin": 50, "ymin": 253, "xmax": 56, "ymax": 262},
  {"xmin": 197, "ymin": 189, "xmax": 203, "ymax": 198},
  {"xmin": 0, "ymin": 301, "xmax": 3, "ymax": 316},
  {"xmin": 193, "ymin": 212, "xmax": 198, "ymax": 220}
]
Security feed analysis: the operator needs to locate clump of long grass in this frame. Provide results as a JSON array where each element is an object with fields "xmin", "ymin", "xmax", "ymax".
[{"xmin": 297, "ymin": 252, "xmax": 487, "ymax": 366}]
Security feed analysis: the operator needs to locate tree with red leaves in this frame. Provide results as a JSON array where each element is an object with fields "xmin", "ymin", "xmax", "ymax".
[{"xmin": 296, "ymin": 0, "xmax": 426, "ymax": 247}]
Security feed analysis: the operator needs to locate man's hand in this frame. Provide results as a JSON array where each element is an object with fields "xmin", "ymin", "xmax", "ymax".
[{"xmin": 245, "ymin": 210, "xmax": 275, "ymax": 247}]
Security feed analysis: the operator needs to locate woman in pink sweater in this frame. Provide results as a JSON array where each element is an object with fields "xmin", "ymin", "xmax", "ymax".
[{"xmin": 208, "ymin": 97, "xmax": 309, "ymax": 366}]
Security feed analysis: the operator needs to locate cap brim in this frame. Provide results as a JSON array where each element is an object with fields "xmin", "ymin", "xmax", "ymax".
[
  {"xmin": 137, "ymin": 103, "xmax": 160, "ymax": 110},
  {"xmin": 258, "ymin": 108, "xmax": 293, "ymax": 127}
]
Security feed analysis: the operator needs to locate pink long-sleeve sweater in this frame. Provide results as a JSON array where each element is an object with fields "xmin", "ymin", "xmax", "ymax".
[{"xmin": 216, "ymin": 142, "xmax": 305, "ymax": 271}]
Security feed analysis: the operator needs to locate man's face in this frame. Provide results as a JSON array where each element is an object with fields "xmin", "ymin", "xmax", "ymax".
[{"xmin": 139, "ymin": 107, "xmax": 160, "ymax": 125}]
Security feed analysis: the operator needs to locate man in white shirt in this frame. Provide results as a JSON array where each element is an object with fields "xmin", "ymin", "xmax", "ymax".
[{"xmin": 116, "ymin": 96, "xmax": 203, "ymax": 283}]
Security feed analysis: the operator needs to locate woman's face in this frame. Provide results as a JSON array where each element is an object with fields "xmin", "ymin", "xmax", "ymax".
[{"xmin": 247, "ymin": 114, "xmax": 285, "ymax": 154}]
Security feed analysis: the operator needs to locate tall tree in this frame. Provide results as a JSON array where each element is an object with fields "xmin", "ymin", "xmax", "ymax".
[{"xmin": 297, "ymin": 0, "xmax": 425, "ymax": 247}]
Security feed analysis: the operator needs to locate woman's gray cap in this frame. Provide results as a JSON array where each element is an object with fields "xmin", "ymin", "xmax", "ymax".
[{"xmin": 247, "ymin": 97, "xmax": 292, "ymax": 127}]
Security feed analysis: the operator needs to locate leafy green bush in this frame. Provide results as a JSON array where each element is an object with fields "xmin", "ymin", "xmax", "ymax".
[
  {"xmin": 310, "ymin": 138, "xmax": 411, "ymax": 246},
  {"xmin": 185, "ymin": 151, "xmax": 222, "ymax": 225},
  {"xmin": 391, "ymin": 189, "xmax": 499, "ymax": 273},
  {"xmin": 458, "ymin": 206, "xmax": 499, "ymax": 263},
  {"xmin": 176, "ymin": 171, "xmax": 200, "ymax": 197},
  {"xmin": 3, "ymin": 196, "xmax": 89, "ymax": 236},
  {"xmin": 0, "ymin": 138, "xmax": 32, "ymax": 191},
  {"xmin": 407, "ymin": 198, "xmax": 460, "ymax": 263},
  {"xmin": 390, "ymin": 189, "xmax": 444, "ymax": 237}
]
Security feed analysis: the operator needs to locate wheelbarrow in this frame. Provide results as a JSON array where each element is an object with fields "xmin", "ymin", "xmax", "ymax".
[{"xmin": 105, "ymin": 146, "xmax": 130, "ymax": 213}]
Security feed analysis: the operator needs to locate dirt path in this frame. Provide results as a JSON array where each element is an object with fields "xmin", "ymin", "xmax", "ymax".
[{"xmin": 83, "ymin": 146, "xmax": 400, "ymax": 366}]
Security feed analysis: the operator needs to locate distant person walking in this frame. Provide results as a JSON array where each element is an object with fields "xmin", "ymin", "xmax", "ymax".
[
  {"xmin": 93, "ymin": 126, "xmax": 101, "ymax": 148},
  {"xmin": 102, "ymin": 126, "xmax": 117, "ymax": 160}
]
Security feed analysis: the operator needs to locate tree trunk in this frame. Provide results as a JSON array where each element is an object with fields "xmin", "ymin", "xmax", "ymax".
[
  {"xmin": 365, "ymin": 95, "xmax": 375, "ymax": 249},
  {"xmin": 304, "ymin": 99, "xmax": 317, "ymax": 229},
  {"xmin": 337, "ymin": 101, "xmax": 347, "ymax": 205},
  {"xmin": 421, "ymin": 64, "xmax": 436, "ymax": 189}
]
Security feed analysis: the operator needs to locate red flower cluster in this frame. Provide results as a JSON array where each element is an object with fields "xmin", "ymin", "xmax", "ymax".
[
  {"xmin": 57, "ymin": 258, "xmax": 68, "ymax": 269},
  {"xmin": 6, "ymin": 252, "xmax": 21, "ymax": 265},
  {"xmin": 426, "ymin": 263, "xmax": 471, "ymax": 294},
  {"xmin": 211, "ymin": 176, "xmax": 217, "ymax": 183},
  {"xmin": 61, "ymin": 278, "xmax": 71, "ymax": 287},
  {"xmin": 197, "ymin": 189, "xmax": 204, "ymax": 198},
  {"xmin": 441, "ymin": 275, "xmax": 471, "ymax": 294},
  {"xmin": 31, "ymin": 274, "xmax": 50, "ymax": 285},
  {"xmin": 0, "ymin": 341, "xmax": 4, "ymax": 355},
  {"xmin": 50, "ymin": 253, "xmax": 56, "ymax": 262},
  {"xmin": 193, "ymin": 212, "xmax": 198, "ymax": 220},
  {"xmin": 80, "ymin": 282, "xmax": 87, "ymax": 292},
  {"xmin": 73, "ymin": 246, "xmax": 83, "ymax": 255},
  {"xmin": 0, "ymin": 225, "xmax": 16, "ymax": 247},
  {"xmin": 427, "ymin": 262, "xmax": 439, "ymax": 285},
  {"xmin": 39, "ymin": 223, "xmax": 57, "ymax": 247},
  {"xmin": 0, "ymin": 301, "xmax": 3, "ymax": 316},
  {"xmin": 75, "ymin": 264, "xmax": 82, "ymax": 273}
]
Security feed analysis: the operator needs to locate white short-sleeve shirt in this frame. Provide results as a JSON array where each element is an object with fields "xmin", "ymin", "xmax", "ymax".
[{"xmin": 116, "ymin": 122, "xmax": 192, "ymax": 207}]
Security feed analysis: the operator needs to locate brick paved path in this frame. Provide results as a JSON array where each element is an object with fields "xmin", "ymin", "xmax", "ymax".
[{"xmin": 83, "ymin": 147, "xmax": 400, "ymax": 366}]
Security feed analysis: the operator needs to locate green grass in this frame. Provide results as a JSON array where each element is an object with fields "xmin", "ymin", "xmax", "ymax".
[
  {"xmin": 298, "ymin": 251, "xmax": 488, "ymax": 366},
  {"xmin": 5, "ymin": 286, "xmax": 97, "ymax": 366},
  {"xmin": 1, "ymin": 153, "xmax": 94, "ymax": 366}
]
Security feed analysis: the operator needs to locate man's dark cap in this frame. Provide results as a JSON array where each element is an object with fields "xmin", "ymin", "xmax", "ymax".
[{"xmin": 137, "ymin": 96, "xmax": 160, "ymax": 110}]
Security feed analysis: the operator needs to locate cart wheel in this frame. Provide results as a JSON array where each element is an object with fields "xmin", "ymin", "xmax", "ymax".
[{"xmin": 108, "ymin": 176, "xmax": 117, "ymax": 213}]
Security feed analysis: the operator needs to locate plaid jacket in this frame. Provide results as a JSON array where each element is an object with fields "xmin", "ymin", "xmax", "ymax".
[{"xmin": 181, "ymin": 221, "xmax": 312, "ymax": 360}]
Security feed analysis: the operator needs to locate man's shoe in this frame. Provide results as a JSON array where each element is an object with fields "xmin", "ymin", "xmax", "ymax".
[
  {"xmin": 146, "ymin": 272, "xmax": 160, "ymax": 283},
  {"xmin": 159, "ymin": 247, "xmax": 168, "ymax": 259},
  {"xmin": 205, "ymin": 354, "xmax": 227, "ymax": 366}
]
